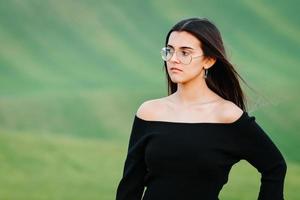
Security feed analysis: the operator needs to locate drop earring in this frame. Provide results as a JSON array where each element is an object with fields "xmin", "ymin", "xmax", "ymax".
[{"xmin": 204, "ymin": 68, "xmax": 208, "ymax": 79}]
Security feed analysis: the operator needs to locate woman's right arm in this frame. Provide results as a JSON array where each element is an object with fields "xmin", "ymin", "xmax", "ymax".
[{"xmin": 115, "ymin": 114, "xmax": 147, "ymax": 200}]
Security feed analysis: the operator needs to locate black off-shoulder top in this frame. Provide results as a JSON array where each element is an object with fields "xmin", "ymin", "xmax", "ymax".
[{"xmin": 116, "ymin": 111, "xmax": 287, "ymax": 200}]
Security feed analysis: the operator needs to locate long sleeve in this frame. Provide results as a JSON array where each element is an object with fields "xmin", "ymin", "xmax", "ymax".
[
  {"xmin": 236, "ymin": 114, "xmax": 287, "ymax": 200},
  {"xmin": 116, "ymin": 116, "xmax": 147, "ymax": 200}
]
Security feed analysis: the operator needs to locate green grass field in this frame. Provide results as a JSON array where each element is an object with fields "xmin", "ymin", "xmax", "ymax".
[{"xmin": 0, "ymin": 0, "xmax": 299, "ymax": 199}]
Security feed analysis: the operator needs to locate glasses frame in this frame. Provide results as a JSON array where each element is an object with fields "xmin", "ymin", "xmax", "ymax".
[{"xmin": 161, "ymin": 46, "xmax": 204, "ymax": 65}]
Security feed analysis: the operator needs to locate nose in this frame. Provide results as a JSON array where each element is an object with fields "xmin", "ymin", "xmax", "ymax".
[{"xmin": 169, "ymin": 51, "xmax": 180, "ymax": 63}]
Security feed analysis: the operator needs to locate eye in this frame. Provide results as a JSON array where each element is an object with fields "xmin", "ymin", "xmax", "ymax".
[{"xmin": 181, "ymin": 51, "xmax": 190, "ymax": 56}]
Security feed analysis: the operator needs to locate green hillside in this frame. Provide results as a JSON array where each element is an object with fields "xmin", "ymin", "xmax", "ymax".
[{"xmin": 0, "ymin": 0, "xmax": 299, "ymax": 199}]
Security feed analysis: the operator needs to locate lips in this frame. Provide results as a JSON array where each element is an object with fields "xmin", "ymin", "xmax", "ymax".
[{"xmin": 170, "ymin": 67, "xmax": 183, "ymax": 72}]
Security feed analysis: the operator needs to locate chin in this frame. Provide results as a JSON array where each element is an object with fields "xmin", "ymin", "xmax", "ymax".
[{"xmin": 170, "ymin": 77, "xmax": 188, "ymax": 84}]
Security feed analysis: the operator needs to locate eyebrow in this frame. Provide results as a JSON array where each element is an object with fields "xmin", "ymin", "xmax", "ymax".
[{"xmin": 167, "ymin": 44, "xmax": 195, "ymax": 50}]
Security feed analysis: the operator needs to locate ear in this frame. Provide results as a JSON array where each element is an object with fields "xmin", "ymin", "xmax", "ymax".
[{"xmin": 203, "ymin": 57, "xmax": 216, "ymax": 69}]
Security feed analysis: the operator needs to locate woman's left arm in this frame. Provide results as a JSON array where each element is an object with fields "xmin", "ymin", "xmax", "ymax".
[{"xmin": 236, "ymin": 114, "xmax": 287, "ymax": 200}]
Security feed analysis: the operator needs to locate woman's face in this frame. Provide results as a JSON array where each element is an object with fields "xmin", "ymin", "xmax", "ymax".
[{"xmin": 166, "ymin": 31, "xmax": 209, "ymax": 84}]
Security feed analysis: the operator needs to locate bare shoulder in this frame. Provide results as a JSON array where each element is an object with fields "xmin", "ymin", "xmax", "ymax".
[
  {"xmin": 219, "ymin": 100, "xmax": 244, "ymax": 123},
  {"xmin": 136, "ymin": 98, "xmax": 166, "ymax": 121}
]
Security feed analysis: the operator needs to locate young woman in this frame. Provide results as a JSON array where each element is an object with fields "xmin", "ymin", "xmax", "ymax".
[{"xmin": 116, "ymin": 17, "xmax": 287, "ymax": 200}]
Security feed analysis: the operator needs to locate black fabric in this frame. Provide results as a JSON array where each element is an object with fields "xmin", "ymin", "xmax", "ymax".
[{"xmin": 116, "ymin": 111, "xmax": 287, "ymax": 200}]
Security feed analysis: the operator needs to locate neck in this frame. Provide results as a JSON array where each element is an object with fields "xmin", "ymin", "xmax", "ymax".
[{"xmin": 173, "ymin": 77, "xmax": 220, "ymax": 106}]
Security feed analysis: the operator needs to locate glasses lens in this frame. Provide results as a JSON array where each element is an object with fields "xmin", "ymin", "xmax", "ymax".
[
  {"xmin": 161, "ymin": 47, "xmax": 172, "ymax": 61},
  {"xmin": 160, "ymin": 47, "xmax": 193, "ymax": 64},
  {"xmin": 177, "ymin": 50, "xmax": 191, "ymax": 65}
]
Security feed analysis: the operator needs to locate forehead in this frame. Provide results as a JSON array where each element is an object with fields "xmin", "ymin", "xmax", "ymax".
[{"xmin": 168, "ymin": 31, "xmax": 201, "ymax": 49}]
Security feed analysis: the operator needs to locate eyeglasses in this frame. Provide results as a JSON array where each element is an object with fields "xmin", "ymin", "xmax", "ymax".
[{"xmin": 160, "ymin": 47, "xmax": 203, "ymax": 65}]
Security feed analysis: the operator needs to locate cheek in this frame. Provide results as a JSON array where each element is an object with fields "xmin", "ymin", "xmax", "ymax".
[{"xmin": 186, "ymin": 62, "xmax": 202, "ymax": 75}]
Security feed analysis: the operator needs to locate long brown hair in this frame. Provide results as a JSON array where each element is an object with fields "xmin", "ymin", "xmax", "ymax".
[{"xmin": 163, "ymin": 17, "xmax": 249, "ymax": 111}]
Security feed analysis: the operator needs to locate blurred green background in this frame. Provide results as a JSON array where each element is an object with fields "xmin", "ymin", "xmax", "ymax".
[{"xmin": 0, "ymin": 0, "xmax": 299, "ymax": 199}]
